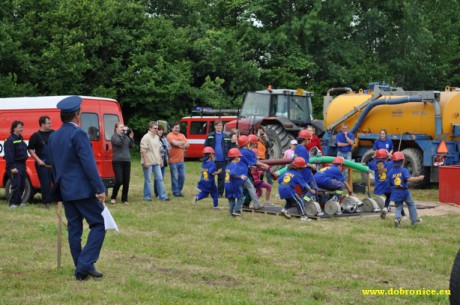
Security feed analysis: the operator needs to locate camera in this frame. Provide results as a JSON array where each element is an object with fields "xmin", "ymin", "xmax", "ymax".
[{"xmin": 123, "ymin": 127, "xmax": 132, "ymax": 134}]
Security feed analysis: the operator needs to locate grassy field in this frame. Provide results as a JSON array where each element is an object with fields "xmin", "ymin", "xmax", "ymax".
[{"xmin": 0, "ymin": 160, "xmax": 456, "ymax": 305}]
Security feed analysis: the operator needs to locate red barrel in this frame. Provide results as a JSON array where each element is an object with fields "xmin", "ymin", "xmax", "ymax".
[{"xmin": 439, "ymin": 165, "xmax": 460, "ymax": 205}]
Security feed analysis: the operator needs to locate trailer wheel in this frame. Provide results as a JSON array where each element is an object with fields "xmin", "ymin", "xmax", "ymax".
[
  {"xmin": 5, "ymin": 177, "xmax": 32, "ymax": 203},
  {"xmin": 401, "ymin": 148, "xmax": 428, "ymax": 188},
  {"xmin": 264, "ymin": 124, "xmax": 294, "ymax": 161},
  {"xmin": 450, "ymin": 247, "xmax": 460, "ymax": 304},
  {"xmin": 360, "ymin": 149, "xmax": 375, "ymax": 185}
]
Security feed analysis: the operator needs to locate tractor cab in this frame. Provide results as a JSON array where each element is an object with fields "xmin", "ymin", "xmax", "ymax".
[{"xmin": 225, "ymin": 88, "xmax": 320, "ymax": 159}]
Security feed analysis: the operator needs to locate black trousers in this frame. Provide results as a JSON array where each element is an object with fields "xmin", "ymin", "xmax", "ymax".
[
  {"xmin": 215, "ymin": 161, "xmax": 227, "ymax": 196},
  {"xmin": 111, "ymin": 161, "xmax": 131, "ymax": 202},
  {"xmin": 8, "ymin": 162, "xmax": 26, "ymax": 205}
]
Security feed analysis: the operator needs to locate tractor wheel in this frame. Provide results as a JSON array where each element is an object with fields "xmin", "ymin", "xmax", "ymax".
[
  {"xmin": 401, "ymin": 148, "xmax": 429, "ymax": 188},
  {"xmin": 450, "ymin": 247, "xmax": 460, "ymax": 305},
  {"xmin": 264, "ymin": 124, "xmax": 294, "ymax": 161},
  {"xmin": 5, "ymin": 177, "xmax": 32, "ymax": 203},
  {"xmin": 360, "ymin": 149, "xmax": 376, "ymax": 185}
]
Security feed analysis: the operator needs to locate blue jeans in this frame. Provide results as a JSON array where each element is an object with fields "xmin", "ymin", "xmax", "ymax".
[
  {"xmin": 337, "ymin": 151, "xmax": 352, "ymax": 181},
  {"xmin": 154, "ymin": 166, "xmax": 166, "ymax": 198},
  {"xmin": 394, "ymin": 193, "xmax": 418, "ymax": 224},
  {"xmin": 169, "ymin": 162, "xmax": 185, "ymax": 196},
  {"xmin": 228, "ymin": 195, "xmax": 243, "ymax": 216},
  {"xmin": 143, "ymin": 164, "xmax": 168, "ymax": 200}
]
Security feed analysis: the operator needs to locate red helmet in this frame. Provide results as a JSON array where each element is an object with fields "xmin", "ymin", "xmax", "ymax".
[
  {"xmin": 228, "ymin": 148, "xmax": 242, "ymax": 158},
  {"xmin": 392, "ymin": 151, "xmax": 405, "ymax": 161},
  {"xmin": 252, "ymin": 148, "xmax": 261, "ymax": 157},
  {"xmin": 376, "ymin": 149, "xmax": 389, "ymax": 159},
  {"xmin": 203, "ymin": 147, "xmax": 215, "ymax": 154},
  {"xmin": 248, "ymin": 134, "xmax": 259, "ymax": 143},
  {"xmin": 333, "ymin": 157, "xmax": 345, "ymax": 165},
  {"xmin": 298, "ymin": 130, "xmax": 312, "ymax": 140},
  {"xmin": 238, "ymin": 135, "xmax": 249, "ymax": 147},
  {"xmin": 291, "ymin": 157, "xmax": 307, "ymax": 168}
]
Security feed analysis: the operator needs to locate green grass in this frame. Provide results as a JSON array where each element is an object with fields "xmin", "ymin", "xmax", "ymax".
[{"xmin": 0, "ymin": 160, "xmax": 456, "ymax": 305}]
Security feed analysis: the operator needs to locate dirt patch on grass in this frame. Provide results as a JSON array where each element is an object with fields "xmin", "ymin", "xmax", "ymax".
[{"xmin": 415, "ymin": 201, "xmax": 460, "ymax": 217}]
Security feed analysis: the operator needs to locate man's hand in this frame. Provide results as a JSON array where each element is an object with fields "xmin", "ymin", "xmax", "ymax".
[
  {"xmin": 143, "ymin": 162, "xmax": 149, "ymax": 169},
  {"xmin": 96, "ymin": 192, "xmax": 106, "ymax": 202},
  {"xmin": 11, "ymin": 168, "xmax": 18, "ymax": 174}
]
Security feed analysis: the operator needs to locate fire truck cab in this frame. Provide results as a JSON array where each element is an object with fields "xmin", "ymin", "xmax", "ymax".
[{"xmin": 179, "ymin": 116, "xmax": 236, "ymax": 159}]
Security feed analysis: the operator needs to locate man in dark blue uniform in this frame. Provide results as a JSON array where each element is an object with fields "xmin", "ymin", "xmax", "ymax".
[
  {"xmin": 204, "ymin": 120, "xmax": 231, "ymax": 197},
  {"xmin": 4, "ymin": 120, "xmax": 28, "ymax": 209},
  {"xmin": 49, "ymin": 96, "xmax": 107, "ymax": 281},
  {"xmin": 28, "ymin": 116, "xmax": 54, "ymax": 207}
]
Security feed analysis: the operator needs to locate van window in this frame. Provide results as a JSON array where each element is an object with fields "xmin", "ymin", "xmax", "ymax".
[
  {"xmin": 190, "ymin": 121, "xmax": 208, "ymax": 135},
  {"xmin": 81, "ymin": 113, "xmax": 100, "ymax": 141},
  {"xmin": 104, "ymin": 114, "xmax": 120, "ymax": 140},
  {"xmin": 180, "ymin": 122, "xmax": 187, "ymax": 135}
]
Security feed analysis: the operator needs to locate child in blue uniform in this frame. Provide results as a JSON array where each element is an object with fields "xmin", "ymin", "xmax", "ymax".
[
  {"xmin": 278, "ymin": 157, "xmax": 311, "ymax": 222},
  {"xmin": 368, "ymin": 149, "xmax": 406, "ymax": 219},
  {"xmin": 387, "ymin": 152, "xmax": 424, "ymax": 228},
  {"xmin": 225, "ymin": 148, "xmax": 247, "ymax": 216},
  {"xmin": 294, "ymin": 129, "xmax": 318, "ymax": 192},
  {"xmin": 192, "ymin": 147, "xmax": 222, "ymax": 208},
  {"xmin": 314, "ymin": 157, "xmax": 353, "ymax": 201}
]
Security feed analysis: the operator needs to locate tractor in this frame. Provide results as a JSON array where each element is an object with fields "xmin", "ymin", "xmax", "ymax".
[{"xmin": 224, "ymin": 88, "xmax": 323, "ymax": 160}]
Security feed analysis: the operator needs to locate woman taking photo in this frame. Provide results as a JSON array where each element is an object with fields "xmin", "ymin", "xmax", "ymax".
[
  {"xmin": 110, "ymin": 122, "xmax": 134, "ymax": 204},
  {"xmin": 155, "ymin": 124, "xmax": 171, "ymax": 198}
]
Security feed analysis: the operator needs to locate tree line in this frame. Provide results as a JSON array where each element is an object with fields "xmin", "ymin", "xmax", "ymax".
[{"xmin": 1, "ymin": 0, "xmax": 459, "ymax": 132}]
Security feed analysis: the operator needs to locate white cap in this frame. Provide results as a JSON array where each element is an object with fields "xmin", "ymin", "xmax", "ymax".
[{"xmin": 290, "ymin": 139, "xmax": 298, "ymax": 145}]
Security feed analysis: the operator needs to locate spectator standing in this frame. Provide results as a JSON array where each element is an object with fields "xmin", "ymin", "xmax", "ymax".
[
  {"xmin": 305, "ymin": 126, "xmax": 323, "ymax": 153},
  {"xmin": 48, "ymin": 96, "xmax": 106, "ymax": 280},
  {"xmin": 229, "ymin": 129, "xmax": 239, "ymax": 149},
  {"xmin": 373, "ymin": 129, "xmax": 394, "ymax": 157},
  {"xmin": 28, "ymin": 116, "xmax": 54, "ymax": 207},
  {"xmin": 204, "ymin": 120, "xmax": 231, "ymax": 197},
  {"xmin": 140, "ymin": 122, "xmax": 170, "ymax": 201},
  {"xmin": 4, "ymin": 120, "xmax": 28, "ymax": 209},
  {"xmin": 283, "ymin": 140, "xmax": 297, "ymax": 159},
  {"xmin": 155, "ymin": 125, "xmax": 171, "ymax": 198},
  {"xmin": 335, "ymin": 123, "xmax": 354, "ymax": 180},
  {"xmin": 167, "ymin": 123, "xmax": 189, "ymax": 197},
  {"xmin": 110, "ymin": 122, "xmax": 134, "ymax": 205},
  {"xmin": 256, "ymin": 126, "xmax": 273, "ymax": 184}
]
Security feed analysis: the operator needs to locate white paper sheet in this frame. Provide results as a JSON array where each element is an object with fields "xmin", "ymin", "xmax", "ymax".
[{"xmin": 102, "ymin": 206, "xmax": 119, "ymax": 231}]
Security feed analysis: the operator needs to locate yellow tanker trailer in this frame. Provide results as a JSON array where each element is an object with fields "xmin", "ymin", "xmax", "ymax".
[{"xmin": 321, "ymin": 85, "xmax": 460, "ymax": 187}]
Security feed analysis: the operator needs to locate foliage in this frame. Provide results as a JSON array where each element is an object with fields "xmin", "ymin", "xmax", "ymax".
[{"xmin": 1, "ymin": 0, "xmax": 459, "ymax": 134}]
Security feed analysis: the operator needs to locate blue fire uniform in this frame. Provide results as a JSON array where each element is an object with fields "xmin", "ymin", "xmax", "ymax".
[
  {"xmin": 278, "ymin": 169, "xmax": 307, "ymax": 215},
  {"xmin": 387, "ymin": 162, "xmax": 418, "ymax": 224},
  {"xmin": 314, "ymin": 165, "xmax": 345, "ymax": 200},
  {"xmin": 294, "ymin": 144, "xmax": 317, "ymax": 189},
  {"xmin": 49, "ymin": 96, "xmax": 106, "ymax": 280},
  {"xmin": 225, "ymin": 161, "xmax": 246, "ymax": 215},
  {"xmin": 196, "ymin": 160, "xmax": 219, "ymax": 207}
]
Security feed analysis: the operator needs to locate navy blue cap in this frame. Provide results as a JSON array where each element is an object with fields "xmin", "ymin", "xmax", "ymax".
[{"xmin": 57, "ymin": 96, "xmax": 82, "ymax": 112}]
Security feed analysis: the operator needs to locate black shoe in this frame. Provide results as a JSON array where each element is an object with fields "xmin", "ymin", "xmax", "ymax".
[
  {"xmin": 75, "ymin": 272, "xmax": 89, "ymax": 281},
  {"xmin": 87, "ymin": 269, "xmax": 103, "ymax": 278}
]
